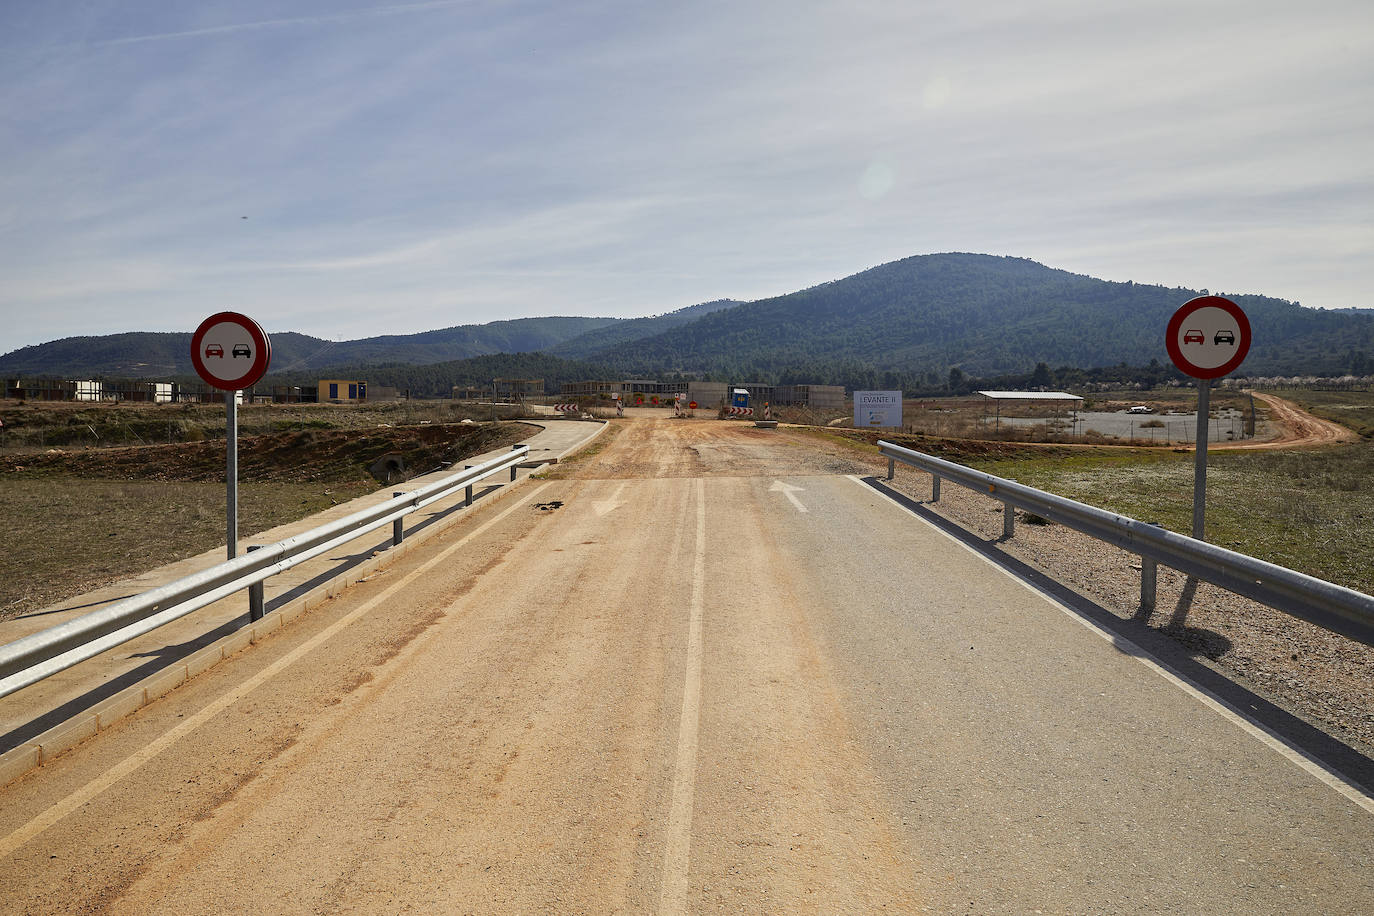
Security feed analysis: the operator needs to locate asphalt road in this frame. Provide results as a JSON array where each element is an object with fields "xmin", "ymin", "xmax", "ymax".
[{"xmin": 0, "ymin": 417, "xmax": 1370, "ymax": 913}]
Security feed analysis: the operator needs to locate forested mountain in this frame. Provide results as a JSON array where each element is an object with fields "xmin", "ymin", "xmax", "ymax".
[
  {"xmin": 548, "ymin": 299, "xmax": 743, "ymax": 359},
  {"xmin": 0, "ymin": 317, "xmax": 616, "ymax": 377},
  {"xmin": 6, "ymin": 254, "xmax": 1371, "ymax": 386},
  {"xmin": 583, "ymin": 254, "xmax": 1374, "ymax": 379},
  {"xmin": 0, "ymin": 331, "xmax": 331, "ymax": 379},
  {"xmin": 266, "ymin": 352, "xmax": 619, "ymax": 399}
]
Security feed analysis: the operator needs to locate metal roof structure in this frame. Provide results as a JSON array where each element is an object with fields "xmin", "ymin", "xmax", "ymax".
[{"xmin": 976, "ymin": 390, "xmax": 1084, "ymax": 402}]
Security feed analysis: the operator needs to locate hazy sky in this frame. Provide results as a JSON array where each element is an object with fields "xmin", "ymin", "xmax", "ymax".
[{"xmin": 3, "ymin": 0, "xmax": 1371, "ymax": 352}]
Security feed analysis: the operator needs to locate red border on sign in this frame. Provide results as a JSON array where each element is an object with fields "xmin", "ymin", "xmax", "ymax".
[
  {"xmin": 1165, "ymin": 295, "xmax": 1251, "ymax": 380},
  {"xmin": 190, "ymin": 312, "xmax": 272, "ymax": 390}
]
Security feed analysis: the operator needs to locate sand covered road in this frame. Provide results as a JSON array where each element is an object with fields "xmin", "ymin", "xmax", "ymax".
[{"xmin": 1, "ymin": 416, "xmax": 1369, "ymax": 913}]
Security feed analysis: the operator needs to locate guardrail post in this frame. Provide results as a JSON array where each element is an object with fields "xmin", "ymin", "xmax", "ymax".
[
  {"xmin": 931, "ymin": 475, "xmax": 941, "ymax": 502},
  {"xmin": 510, "ymin": 444, "xmax": 522, "ymax": 481},
  {"xmin": 887, "ymin": 457, "xmax": 894, "ymax": 480},
  {"xmin": 1141, "ymin": 556, "xmax": 1158, "ymax": 613},
  {"xmin": 465, "ymin": 466, "xmax": 473, "ymax": 506},
  {"xmin": 1003, "ymin": 502, "xmax": 1015, "ymax": 539},
  {"xmin": 247, "ymin": 545, "xmax": 264, "ymax": 621},
  {"xmin": 1140, "ymin": 522, "xmax": 1163, "ymax": 613},
  {"xmin": 392, "ymin": 492, "xmax": 406, "ymax": 546}
]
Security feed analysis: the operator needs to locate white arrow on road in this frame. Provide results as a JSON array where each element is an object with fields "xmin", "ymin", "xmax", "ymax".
[
  {"xmin": 769, "ymin": 480, "xmax": 808, "ymax": 513},
  {"xmin": 594, "ymin": 481, "xmax": 628, "ymax": 517}
]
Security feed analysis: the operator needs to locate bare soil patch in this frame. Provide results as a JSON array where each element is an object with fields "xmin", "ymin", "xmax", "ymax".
[{"xmin": 0, "ymin": 421, "xmax": 531, "ymax": 619}]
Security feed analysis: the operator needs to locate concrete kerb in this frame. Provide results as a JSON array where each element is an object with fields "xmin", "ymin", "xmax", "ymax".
[{"xmin": 0, "ymin": 420, "xmax": 607, "ymax": 789}]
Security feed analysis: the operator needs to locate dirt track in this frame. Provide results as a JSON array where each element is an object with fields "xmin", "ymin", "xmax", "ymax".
[{"xmin": 1221, "ymin": 392, "xmax": 1360, "ymax": 449}]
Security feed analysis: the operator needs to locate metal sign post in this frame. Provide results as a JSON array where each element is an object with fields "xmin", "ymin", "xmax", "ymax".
[
  {"xmin": 226, "ymin": 393, "xmax": 238, "ymax": 558},
  {"xmin": 1191, "ymin": 380, "xmax": 1209, "ymax": 540},
  {"xmin": 1165, "ymin": 296, "xmax": 1251, "ymax": 542},
  {"xmin": 191, "ymin": 312, "xmax": 272, "ymax": 560}
]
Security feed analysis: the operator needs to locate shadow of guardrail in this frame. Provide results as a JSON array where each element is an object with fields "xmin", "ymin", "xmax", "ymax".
[{"xmin": 858, "ymin": 475, "xmax": 1374, "ymax": 796}]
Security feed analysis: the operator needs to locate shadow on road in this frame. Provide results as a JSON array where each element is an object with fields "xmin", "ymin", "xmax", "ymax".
[{"xmin": 858, "ymin": 475, "xmax": 1374, "ymax": 796}]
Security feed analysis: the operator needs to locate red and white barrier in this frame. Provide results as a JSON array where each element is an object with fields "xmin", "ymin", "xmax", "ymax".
[{"xmin": 726, "ymin": 406, "xmax": 754, "ymax": 417}]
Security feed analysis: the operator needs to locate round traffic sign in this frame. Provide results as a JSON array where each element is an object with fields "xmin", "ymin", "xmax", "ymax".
[
  {"xmin": 191, "ymin": 312, "xmax": 272, "ymax": 390},
  {"xmin": 1165, "ymin": 296, "xmax": 1251, "ymax": 380}
]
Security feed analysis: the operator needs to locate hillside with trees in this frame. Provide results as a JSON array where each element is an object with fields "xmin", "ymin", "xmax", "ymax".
[
  {"xmin": 264, "ymin": 352, "xmax": 620, "ymax": 399},
  {"xmin": 582, "ymin": 254, "xmax": 1374, "ymax": 380},
  {"xmin": 548, "ymin": 299, "xmax": 743, "ymax": 358},
  {"xmin": 5, "ymin": 254, "xmax": 1371, "ymax": 389},
  {"xmin": 0, "ymin": 317, "xmax": 617, "ymax": 377}
]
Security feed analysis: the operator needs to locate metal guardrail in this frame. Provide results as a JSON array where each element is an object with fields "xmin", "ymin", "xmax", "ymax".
[
  {"xmin": 878, "ymin": 440, "xmax": 1374, "ymax": 648},
  {"xmin": 0, "ymin": 445, "xmax": 533, "ymax": 700}
]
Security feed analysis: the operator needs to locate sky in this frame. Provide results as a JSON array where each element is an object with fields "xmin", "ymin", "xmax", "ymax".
[{"xmin": 2, "ymin": 0, "xmax": 1372, "ymax": 352}]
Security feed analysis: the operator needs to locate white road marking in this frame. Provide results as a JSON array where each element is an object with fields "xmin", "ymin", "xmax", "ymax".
[
  {"xmin": 659, "ymin": 478, "xmax": 706, "ymax": 914},
  {"xmin": 769, "ymin": 479, "xmax": 808, "ymax": 513},
  {"xmin": 848, "ymin": 474, "xmax": 1374, "ymax": 815},
  {"xmin": 0, "ymin": 484, "xmax": 554, "ymax": 859},
  {"xmin": 594, "ymin": 481, "xmax": 628, "ymax": 517}
]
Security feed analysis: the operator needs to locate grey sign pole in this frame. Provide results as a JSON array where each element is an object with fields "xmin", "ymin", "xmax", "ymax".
[
  {"xmin": 191, "ymin": 312, "xmax": 270, "ymax": 562},
  {"xmin": 226, "ymin": 393, "xmax": 238, "ymax": 560},
  {"xmin": 1191, "ymin": 380, "xmax": 1210, "ymax": 541}
]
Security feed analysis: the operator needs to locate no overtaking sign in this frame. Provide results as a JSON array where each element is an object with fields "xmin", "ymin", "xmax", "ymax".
[
  {"xmin": 191, "ymin": 312, "xmax": 272, "ymax": 390},
  {"xmin": 1166, "ymin": 296, "xmax": 1250, "ymax": 380}
]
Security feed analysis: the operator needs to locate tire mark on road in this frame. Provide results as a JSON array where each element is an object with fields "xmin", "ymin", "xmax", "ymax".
[{"xmin": 658, "ymin": 477, "xmax": 706, "ymax": 914}]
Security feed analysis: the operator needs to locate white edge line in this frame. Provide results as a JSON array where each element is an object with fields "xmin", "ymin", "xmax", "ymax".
[{"xmin": 846, "ymin": 474, "xmax": 1374, "ymax": 816}]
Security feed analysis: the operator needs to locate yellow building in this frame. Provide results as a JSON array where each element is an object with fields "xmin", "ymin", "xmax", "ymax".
[{"xmin": 318, "ymin": 380, "xmax": 366, "ymax": 403}]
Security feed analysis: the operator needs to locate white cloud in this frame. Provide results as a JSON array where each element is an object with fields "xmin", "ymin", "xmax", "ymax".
[{"xmin": 1, "ymin": 0, "xmax": 1372, "ymax": 352}]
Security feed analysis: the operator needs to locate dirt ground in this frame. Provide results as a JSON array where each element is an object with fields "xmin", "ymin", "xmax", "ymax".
[
  {"xmin": 0, "ymin": 422, "xmax": 533, "ymax": 619},
  {"xmin": 2, "ymin": 410, "xmax": 1369, "ymax": 914},
  {"xmin": 1229, "ymin": 391, "xmax": 1360, "ymax": 448}
]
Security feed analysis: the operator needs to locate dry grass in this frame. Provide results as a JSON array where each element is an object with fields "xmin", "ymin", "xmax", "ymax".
[
  {"xmin": 0, "ymin": 478, "xmax": 375, "ymax": 619},
  {"xmin": 967, "ymin": 444, "xmax": 1374, "ymax": 596},
  {"xmin": 0, "ymin": 399, "xmax": 516, "ymax": 451},
  {"xmin": 0, "ymin": 410, "xmax": 533, "ymax": 620}
]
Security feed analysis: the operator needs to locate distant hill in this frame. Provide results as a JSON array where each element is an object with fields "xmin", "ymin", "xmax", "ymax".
[
  {"xmin": 265, "ymin": 352, "xmax": 620, "ymax": 399},
  {"xmin": 6, "ymin": 255, "xmax": 1372, "ymax": 386},
  {"xmin": 548, "ymin": 299, "xmax": 743, "ymax": 359},
  {"xmin": 584, "ymin": 254, "xmax": 1374, "ymax": 379},
  {"xmin": 0, "ymin": 317, "xmax": 617, "ymax": 378}
]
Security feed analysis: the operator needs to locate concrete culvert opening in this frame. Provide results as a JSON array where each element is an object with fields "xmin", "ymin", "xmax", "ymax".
[{"xmin": 370, "ymin": 453, "xmax": 407, "ymax": 484}]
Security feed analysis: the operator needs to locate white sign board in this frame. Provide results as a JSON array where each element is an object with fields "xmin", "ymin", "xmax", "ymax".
[
  {"xmin": 854, "ymin": 390, "xmax": 902, "ymax": 428},
  {"xmin": 191, "ymin": 312, "xmax": 272, "ymax": 391},
  {"xmin": 1165, "ymin": 295, "xmax": 1251, "ymax": 380}
]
